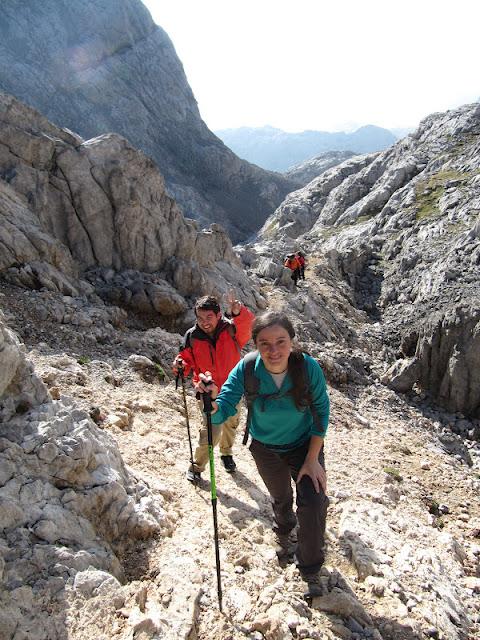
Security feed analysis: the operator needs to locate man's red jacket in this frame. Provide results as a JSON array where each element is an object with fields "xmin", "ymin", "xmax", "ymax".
[{"xmin": 177, "ymin": 306, "xmax": 254, "ymax": 390}]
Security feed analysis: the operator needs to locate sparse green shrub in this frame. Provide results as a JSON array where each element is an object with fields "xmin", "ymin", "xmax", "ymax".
[
  {"xmin": 415, "ymin": 169, "xmax": 470, "ymax": 221},
  {"xmin": 353, "ymin": 213, "xmax": 375, "ymax": 225},
  {"xmin": 77, "ymin": 356, "xmax": 91, "ymax": 365},
  {"xmin": 433, "ymin": 517, "xmax": 445, "ymax": 530},
  {"xmin": 383, "ymin": 466, "xmax": 403, "ymax": 481},
  {"xmin": 318, "ymin": 223, "xmax": 347, "ymax": 240},
  {"xmin": 425, "ymin": 498, "xmax": 440, "ymax": 516},
  {"xmin": 154, "ymin": 363, "xmax": 166, "ymax": 381}
]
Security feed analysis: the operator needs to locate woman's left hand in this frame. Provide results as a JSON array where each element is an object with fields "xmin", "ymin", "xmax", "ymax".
[{"xmin": 297, "ymin": 458, "xmax": 327, "ymax": 494}]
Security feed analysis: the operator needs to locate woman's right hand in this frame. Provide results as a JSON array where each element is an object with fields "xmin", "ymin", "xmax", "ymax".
[
  {"xmin": 297, "ymin": 458, "xmax": 327, "ymax": 493},
  {"xmin": 196, "ymin": 371, "xmax": 218, "ymax": 399}
]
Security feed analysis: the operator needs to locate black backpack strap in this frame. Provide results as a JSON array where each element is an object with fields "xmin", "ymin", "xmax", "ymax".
[
  {"xmin": 292, "ymin": 355, "xmax": 324, "ymax": 433},
  {"xmin": 182, "ymin": 327, "xmax": 198, "ymax": 373},
  {"xmin": 183, "ymin": 327, "xmax": 193, "ymax": 349},
  {"xmin": 242, "ymin": 351, "xmax": 259, "ymax": 445}
]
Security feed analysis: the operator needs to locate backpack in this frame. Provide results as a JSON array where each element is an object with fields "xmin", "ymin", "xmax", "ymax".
[
  {"xmin": 284, "ymin": 256, "xmax": 297, "ymax": 270},
  {"xmin": 242, "ymin": 350, "xmax": 318, "ymax": 445}
]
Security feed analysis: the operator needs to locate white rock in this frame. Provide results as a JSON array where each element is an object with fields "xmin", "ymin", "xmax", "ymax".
[{"xmin": 73, "ymin": 568, "xmax": 121, "ymax": 598}]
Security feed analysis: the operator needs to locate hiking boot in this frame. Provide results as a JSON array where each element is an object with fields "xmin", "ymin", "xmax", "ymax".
[
  {"xmin": 275, "ymin": 530, "xmax": 297, "ymax": 559},
  {"xmin": 221, "ymin": 455, "xmax": 236, "ymax": 473},
  {"xmin": 186, "ymin": 469, "xmax": 201, "ymax": 483},
  {"xmin": 301, "ymin": 570, "xmax": 323, "ymax": 599}
]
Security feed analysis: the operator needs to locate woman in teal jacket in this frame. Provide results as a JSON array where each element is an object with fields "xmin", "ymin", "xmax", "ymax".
[{"xmin": 202, "ymin": 311, "xmax": 330, "ymax": 598}]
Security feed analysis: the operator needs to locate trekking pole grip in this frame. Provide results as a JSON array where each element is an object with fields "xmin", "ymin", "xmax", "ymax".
[{"xmin": 202, "ymin": 390, "xmax": 213, "ymax": 414}]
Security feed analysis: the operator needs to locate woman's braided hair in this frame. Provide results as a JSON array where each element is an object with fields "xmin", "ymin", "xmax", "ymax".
[{"xmin": 252, "ymin": 311, "xmax": 312, "ymax": 409}]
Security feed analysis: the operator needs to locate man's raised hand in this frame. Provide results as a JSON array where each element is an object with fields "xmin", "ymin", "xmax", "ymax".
[{"xmin": 225, "ymin": 289, "xmax": 241, "ymax": 316}]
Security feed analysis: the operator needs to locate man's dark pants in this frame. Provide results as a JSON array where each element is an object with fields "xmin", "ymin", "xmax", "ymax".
[{"xmin": 249, "ymin": 438, "xmax": 328, "ymax": 575}]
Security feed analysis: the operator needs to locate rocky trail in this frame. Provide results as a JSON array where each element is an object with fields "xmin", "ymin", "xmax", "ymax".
[{"xmin": 1, "ymin": 268, "xmax": 479, "ymax": 640}]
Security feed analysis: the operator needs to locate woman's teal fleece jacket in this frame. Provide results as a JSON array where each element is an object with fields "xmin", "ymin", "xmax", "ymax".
[{"xmin": 211, "ymin": 352, "xmax": 330, "ymax": 449}]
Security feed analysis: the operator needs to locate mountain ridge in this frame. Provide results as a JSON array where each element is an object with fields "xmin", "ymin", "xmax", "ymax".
[{"xmin": 215, "ymin": 123, "xmax": 397, "ymax": 172}]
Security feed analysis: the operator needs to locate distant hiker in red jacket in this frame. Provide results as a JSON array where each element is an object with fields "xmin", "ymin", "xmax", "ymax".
[
  {"xmin": 296, "ymin": 251, "xmax": 306, "ymax": 280},
  {"xmin": 284, "ymin": 254, "xmax": 301, "ymax": 286},
  {"xmin": 173, "ymin": 292, "xmax": 254, "ymax": 482}
]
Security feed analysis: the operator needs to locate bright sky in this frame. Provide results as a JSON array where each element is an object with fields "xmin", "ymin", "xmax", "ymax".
[{"xmin": 143, "ymin": 0, "xmax": 479, "ymax": 133}]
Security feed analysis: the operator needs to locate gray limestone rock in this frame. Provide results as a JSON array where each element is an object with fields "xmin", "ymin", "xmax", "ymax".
[
  {"xmin": 414, "ymin": 307, "xmax": 480, "ymax": 417},
  {"xmin": 382, "ymin": 358, "xmax": 421, "ymax": 393},
  {"xmin": 73, "ymin": 568, "xmax": 122, "ymax": 599},
  {"xmin": 0, "ymin": 315, "xmax": 172, "ymax": 638},
  {"xmin": 0, "ymin": 315, "xmax": 49, "ymax": 422},
  {"xmin": 0, "ymin": 91, "xmax": 264, "ymax": 318},
  {"xmin": 284, "ymin": 150, "xmax": 358, "ymax": 187},
  {"xmin": 261, "ymin": 103, "xmax": 480, "ymax": 416},
  {"xmin": 260, "ymin": 153, "xmax": 377, "ymax": 240}
]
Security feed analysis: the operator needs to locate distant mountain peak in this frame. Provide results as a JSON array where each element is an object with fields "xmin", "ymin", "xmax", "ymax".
[{"xmin": 214, "ymin": 124, "xmax": 396, "ymax": 172}]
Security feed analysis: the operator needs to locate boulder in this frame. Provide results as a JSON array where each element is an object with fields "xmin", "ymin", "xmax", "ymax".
[{"xmin": 0, "ymin": 315, "xmax": 172, "ymax": 638}]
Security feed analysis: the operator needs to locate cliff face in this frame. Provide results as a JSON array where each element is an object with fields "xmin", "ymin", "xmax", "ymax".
[
  {"xmin": 0, "ymin": 0, "xmax": 295, "ymax": 242},
  {"xmin": 284, "ymin": 150, "xmax": 357, "ymax": 187},
  {"xmin": 255, "ymin": 103, "xmax": 480, "ymax": 417},
  {"xmin": 0, "ymin": 91, "xmax": 265, "ymax": 327}
]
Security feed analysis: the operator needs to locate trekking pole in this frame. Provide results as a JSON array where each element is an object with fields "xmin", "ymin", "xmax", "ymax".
[
  {"xmin": 175, "ymin": 364, "xmax": 197, "ymax": 486},
  {"xmin": 202, "ymin": 389, "xmax": 223, "ymax": 612}
]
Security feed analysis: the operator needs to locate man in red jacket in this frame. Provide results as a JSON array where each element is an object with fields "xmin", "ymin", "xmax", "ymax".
[{"xmin": 173, "ymin": 292, "xmax": 254, "ymax": 482}]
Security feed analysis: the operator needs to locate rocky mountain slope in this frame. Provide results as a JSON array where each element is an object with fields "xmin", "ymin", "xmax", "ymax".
[
  {"xmin": 0, "ymin": 91, "xmax": 266, "ymax": 334},
  {"xmin": 0, "ymin": 301, "xmax": 177, "ymax": 638},
  {"xmin": 0, "ymin": 0, "xmax": 296, "ymax": 243},
  {"xmin": 255, "ymin": 103, "xmax": 480, "ymax": 418},
  {"xmin": 285, "ymin": 151, "xmax": 357, "ymax": 188},
  {"xmin": 215, "ymin": 125, "xmax": 396, "ymax": 172}
]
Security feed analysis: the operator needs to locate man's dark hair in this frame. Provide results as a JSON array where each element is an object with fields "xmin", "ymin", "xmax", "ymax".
[{"xmin": 194, "ymin": 295, "xmax": 221, "ymax": 316}]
